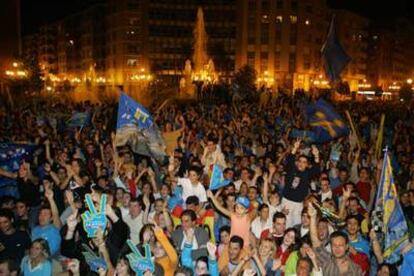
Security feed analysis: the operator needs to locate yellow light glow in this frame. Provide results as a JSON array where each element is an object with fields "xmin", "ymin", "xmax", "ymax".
[
  {"xmin": 407, "ymin": 79, "xmax": 413, "ymax": 84},
  {"xmin": 12, "ymin": 62, "xmax": 18, "ymax": 68}
]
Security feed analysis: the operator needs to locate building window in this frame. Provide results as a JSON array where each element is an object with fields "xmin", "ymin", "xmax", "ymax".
[
  {"xmin": 127, "ymin": 59, "xmax": 137, "ymax": 67},
  {"xmin": 276, "ymin": 16, "xmax": 283, "ymax": 23},
  {"xmin": 261, "ymin": 52, "xmax": 268, "ymax": 59},
  {"xmin": 289, "ymin": 53, "xmax": 296, "ymax": 72},
  {"xmin": 276, "ymin": 0, "xmax": 283, "ymax": 9},
  {"xmin": 275, "ymin": 28, "xmax": 282, "ymax": 42},
  {"xmin": 291, "ymin": 1, "xmax": 298, "ymax": 11},
  {"xmin": 305, "ymin": 5, "xmax": 313, "ymax": 13},
  {"xmin": 248, "ymin": 57, "xmax": 255, "ymax": 67},
  {"xmin": 304, "ymin": 55, "xmax": 311, "ymax": 70},
  {"xmin": 290, "ymin": 15, "xmax": 297, "ymax": 24},
  {"xmin": 248, "ymin": 52, "xmax": 255, "ymax": 59},
  {"xmin": 261, "ymin": 23, "xmax": 269, "ymax": 44},
  {"xmin": 262, "ymin": 1, "xmax": 270, "ymax": 11},
  {"xmin": 274, "ymin": 57, "xmax": 281, "ymax": 70},
  {"xmin": 261, "ymin": 14, "xmax": 270, "ymax": 24}
]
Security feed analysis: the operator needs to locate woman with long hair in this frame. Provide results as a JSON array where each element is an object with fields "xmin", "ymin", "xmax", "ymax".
[{"xmin": 20, "ymin": 239, "xmax": 52, "ymax": 276}]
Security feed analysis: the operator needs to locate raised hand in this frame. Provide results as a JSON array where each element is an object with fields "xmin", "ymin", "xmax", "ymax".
[
  {"xmin": 311, "ymin": 145, "xmax": 319, "ymax": 157},
  {"xmin": 81, "ymin": 194, "xmax": 107, "ymax": 237},
  {"xmin": 185, "ymin": 228, "xmax": 195, "ymax": 243},
  {"xmin": 126, "ymin": 240, "xmax": 155, "ymax": 275},
  {"xmin": 342, "ymin": 187, "xmax": 352, "ymax": 199},
  {"xmin": 293, "ymin": 139, "xmax": 301, "ymax": 150},
  {"xmin": 268, "ymin": 164, "xmax": 276, "ymax": 175},
  {"xmin": 65, "ymin": 190, "xmax": 75, "ymax": 207},
  {"xmin": 45, "ymin": 187, "xmax": 54, "ymax": 200},
  {"xmin": 81, "ymin": 244, "xmax": 107, "ymax": 273},
  {"xmin": 272, "ymin": 258, "xmax": 282, "ymax": 271},
  {"xmin": 67, "ymin": 209, "xmax": 79, "ymax": 231},
  {"xmin": 67, "ymin": 259, "xmax": 80, "ymax": 274},
  {"xmin": 206, "ymin": 241, "xmax": 217, "ymax": 259}
]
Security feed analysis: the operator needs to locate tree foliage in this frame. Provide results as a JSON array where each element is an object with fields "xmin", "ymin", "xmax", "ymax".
[
  {"xmin": 233, "ymin": 65, "xmax": 257, "ymax": 99},
  {"xmin": 399, "ymin": 84, "xmax": 413, "ymax": 102}
]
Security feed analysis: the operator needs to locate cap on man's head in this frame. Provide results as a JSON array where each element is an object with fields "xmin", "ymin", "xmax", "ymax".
[{"xmin": 236, "ymin": 196, "xmax": 250, "ymax": 209}]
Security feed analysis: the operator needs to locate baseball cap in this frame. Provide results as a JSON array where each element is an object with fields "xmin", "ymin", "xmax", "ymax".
[{"xmin": 236, "ymin": 196, "xmax": 250, "ymax": 209}]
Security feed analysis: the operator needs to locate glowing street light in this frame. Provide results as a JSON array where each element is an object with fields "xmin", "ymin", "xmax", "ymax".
[{"xmin": 407, "ymin": 79, "xmax": 413, "ymax": 84}]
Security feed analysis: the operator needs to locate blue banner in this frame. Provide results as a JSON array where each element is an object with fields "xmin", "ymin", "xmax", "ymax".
[
  {"xmin": 0, "ymin": 144, "xmax": 38, "ymax": 197},
  {"xmin": 306, "ymin": 99, "xmax": 349, "ymax": 143}
]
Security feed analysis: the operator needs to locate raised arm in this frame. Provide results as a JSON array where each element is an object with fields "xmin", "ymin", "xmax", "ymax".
[
  {"xmin": 308, "ymin": 203, "xmax": 321, "ymax": 248},
  {"xmin": 45, "ymin": 186, "xmax": 62, "ymax": 229},
  {"xmin": 338, "ymin": 187, "xmax": 351, "ymax": 220},
  {"xmin": 206, "ymin": 190, "xmax": 232, "ymax": 218}
]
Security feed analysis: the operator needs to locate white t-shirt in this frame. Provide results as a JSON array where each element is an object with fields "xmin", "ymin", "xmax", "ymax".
[
  {"xmin": 178, "ymin": 177, "xmax": 207, "ymax": 203},
  {"xmin": 251, "ymin": 216, "xmax": 272, "ymax": 239},
  {"xmin": 124, "ymin": 212, "xmax": 144, "ymax": 244}
]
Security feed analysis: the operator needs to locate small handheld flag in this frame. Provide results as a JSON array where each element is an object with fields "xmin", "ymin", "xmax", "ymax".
[{"xmin": 209, "ymin": 165, "xmax": 231, "ymax": 190}]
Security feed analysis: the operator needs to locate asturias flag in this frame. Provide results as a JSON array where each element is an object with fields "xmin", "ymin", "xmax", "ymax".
[
  {"xmin": 115, "ymin": 93, "xmax": 166, "ymax": 164},
  {"xmin": 209, "ymin": 165, "xmax": 230, "ymax": 191},
  {"xmin": 372, "ymin": 150, "xmax": 409, "ymax": 264},
  {"xmin": 321, "ymin": 16, "xmax": 351, "ymax": 82},
  {"xmin": 306, "ymin": 99, "xmax": 349, "ymax": 143}
]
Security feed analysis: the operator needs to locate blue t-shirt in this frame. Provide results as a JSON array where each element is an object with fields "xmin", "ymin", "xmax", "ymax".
[
  {"xmin": 31, "ymin": 224, "xmax": 61, "ymax": 256},
  {"xmin": 20, "ymin": 256, "xmax": 52, "ymax": 276}
]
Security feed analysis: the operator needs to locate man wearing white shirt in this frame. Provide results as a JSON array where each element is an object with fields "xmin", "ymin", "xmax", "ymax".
[
  {"xmin": 170, "ymin": 163, "xmax": 207, "ymax": 204},
  {"xmin": 124, "ymin": 198, "xmax": 145, "ymax": 244},
  {"xmin": 251, "ymin": 204, "xmax": 272, "ymax": 239}
]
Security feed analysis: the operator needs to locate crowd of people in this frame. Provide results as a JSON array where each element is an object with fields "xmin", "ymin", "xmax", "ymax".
[{"xmin": 0, "ymin": 91, "xmax": 413, "ymax": 276}]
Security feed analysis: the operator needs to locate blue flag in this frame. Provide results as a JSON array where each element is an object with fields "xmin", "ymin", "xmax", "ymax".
[
  {"xmin": 209, "ymin": 165, "xmax": 231, "ymax": 190},
  {"xmin": 116, "ymin": 93, "xmax": 166, "ymax": 164},
  {"xmin": 321, "ymin": 16, "xmax": 351, "ymax": 82},
  {"xmin": 306, "ymin": 99, "xmax": 349, "ymax": 143},
  {"xmin": 290, "ymin": 129, "xmax": 317, "ymax": 143},
  {"xmin": 67, "ymin": 112, "xmax": 90, "ymax": 128},
  {"xmin": 0, "ymin": 144, "xmax": 38, "ymax": 197},
  {"xmin": 372, "ymin": 150, "xmax": 409, "ymax": 264},
  {"xmin": 117, "ymin": 93, "xmax": 153, "ymax": 129}
]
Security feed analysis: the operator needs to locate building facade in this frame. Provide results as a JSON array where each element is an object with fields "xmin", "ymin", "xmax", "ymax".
[
  {"xmin": 20, "ymin": 0, "xmax": 413, "ymax": 93},
  {"xmin": 367, "ymin": 18, "xmax": 414, "ymax": 91}
]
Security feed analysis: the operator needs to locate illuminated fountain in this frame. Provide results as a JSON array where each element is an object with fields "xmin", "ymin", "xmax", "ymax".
[{"xmin": 180, "ymin": 7, "xmax": 217, "ymax": 98}]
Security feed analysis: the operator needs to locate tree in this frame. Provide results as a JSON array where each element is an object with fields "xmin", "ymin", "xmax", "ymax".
[
  {"xmin": 233, "ymin": 65, "xmax": 257, "ymax": 99},
  {"xmin": 23, "ymin": 57, "xmax": 44, "ymax": 92},
  {"xmin": 399, "ymin": 84, "xmax": 413, "ymax": 102}
]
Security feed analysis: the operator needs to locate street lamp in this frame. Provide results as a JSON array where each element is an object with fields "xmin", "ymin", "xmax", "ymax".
[{"xmin": 407, "ymin": 78, "xmax": 413, "ymax": 85}]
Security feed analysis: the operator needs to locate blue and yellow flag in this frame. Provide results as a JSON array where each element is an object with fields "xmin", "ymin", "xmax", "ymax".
[
  {"xmin": 67, "ymin": 112, "xmax": 90, "ymax": 128},
  {"xmin": 115, "ymin": 93, "xmax": 166, "ymax": 164},
  {"xmin": 306, "ymin": 99, "xmax": 349, "ymax": 143},
  {"xmin": 372, "ymin": 150, "xmax": 409, "ymax": 264},
  {"xmin": 117, "ymin": 93, "xmax": 153, "ymax": 129},
  {"xmin": 209, "ymin": 165, "xmax": 230, "ymax": 191}
]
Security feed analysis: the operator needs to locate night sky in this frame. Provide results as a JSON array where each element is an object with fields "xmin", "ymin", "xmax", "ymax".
[{"xmin": 18, "ymin": 0, "xmax": 414, "ymax": 35}]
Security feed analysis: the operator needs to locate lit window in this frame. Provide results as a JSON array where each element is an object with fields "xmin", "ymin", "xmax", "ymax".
[
  {"xmin": 276, "ymin": 16, "xmax": 283, "ymax": 23},
  {"xmin": 127, "ymin": 59, "xmax": 137, "ymax": 67},
  {"xmin": 290, "ymin": 15, "xmax": 297, "ymax": 24}
]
